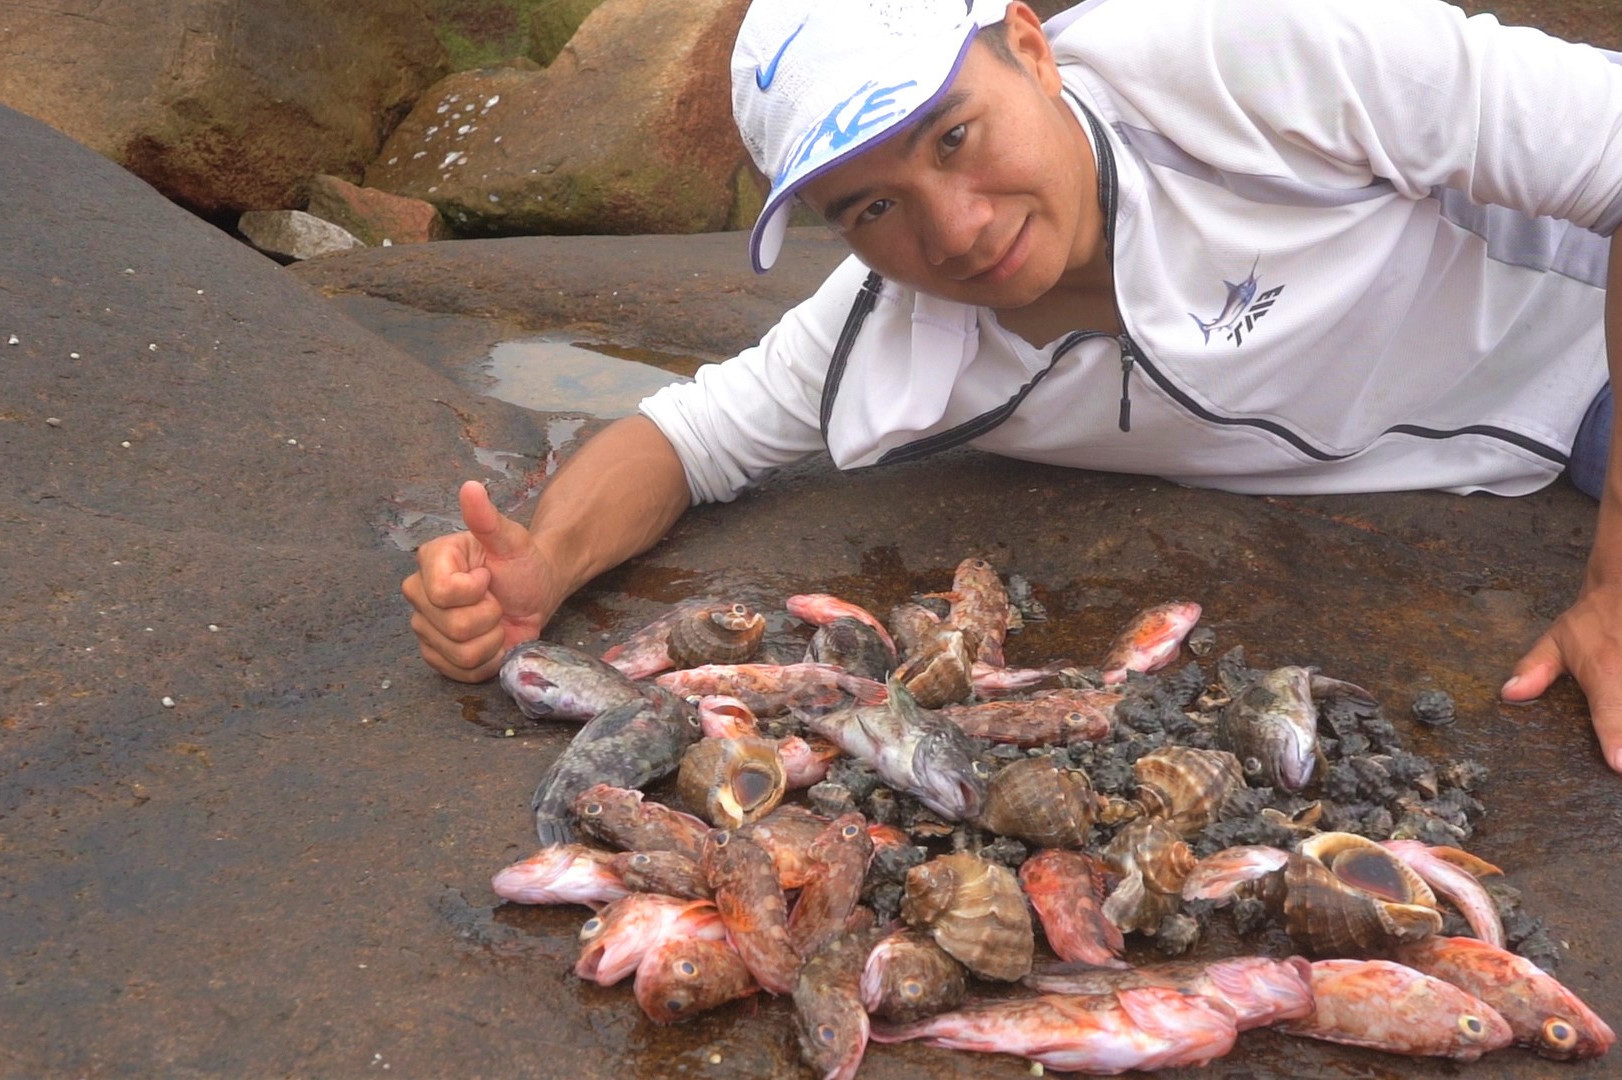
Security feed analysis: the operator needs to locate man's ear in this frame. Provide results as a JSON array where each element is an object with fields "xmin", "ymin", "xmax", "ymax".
[{"xmin": 1004, "ymin": 1, "xmax": 1061, "ymax": 93}]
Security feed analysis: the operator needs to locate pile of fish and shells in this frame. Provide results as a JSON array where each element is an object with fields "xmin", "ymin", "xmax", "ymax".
[{"xmin": 483, "ymin": 557, "xmax": 1615, "ymax": 1077}]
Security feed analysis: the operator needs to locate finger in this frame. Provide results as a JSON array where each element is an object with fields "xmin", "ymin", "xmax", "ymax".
[
  {"xmin": 411, "ymin": 611, "xmax": 508, "ymax": 677},
  {"xmin": 459, "ymin": 480, "xmax": 533, "ymax": 561},
  {"xmin": 417, "ymin": 638, "xmax": 507, "ymax": 684},
  {"xmin": 1500, "ymin": 634, "xmax": 1566, "ymax": 703},
  {"xmin": 411, "ymin": 546, "xmax": 495, "ymax": 610}
]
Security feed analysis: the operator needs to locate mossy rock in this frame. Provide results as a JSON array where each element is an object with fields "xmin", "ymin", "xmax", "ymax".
[{"xmin": 529, "ymin": 0, "xmax": 609, "ymax": 66}]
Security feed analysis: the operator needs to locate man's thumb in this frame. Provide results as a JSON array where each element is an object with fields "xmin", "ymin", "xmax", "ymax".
[{"xmin": 458, "ymin": 480, "xmax": 532, "ymax": 560}]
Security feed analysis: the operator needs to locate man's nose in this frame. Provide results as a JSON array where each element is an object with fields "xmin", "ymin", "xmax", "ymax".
[{"xmin": 918, "ymin": 180, "xmax": 990, "ymax": 267}]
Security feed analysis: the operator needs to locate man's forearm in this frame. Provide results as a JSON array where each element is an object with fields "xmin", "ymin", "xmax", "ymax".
[{"xmin": 528, "ymin": 414, "xmax": 695, "ymax": 598}]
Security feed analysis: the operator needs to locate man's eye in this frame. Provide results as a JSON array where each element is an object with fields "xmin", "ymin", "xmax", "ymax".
[
  {"xmin": 855, "ymin": 198, "xmax": 894, "ymax": 224},
  {"xmin": 940, "ymin": 123, "xmax": 967, "ymax": 152}
]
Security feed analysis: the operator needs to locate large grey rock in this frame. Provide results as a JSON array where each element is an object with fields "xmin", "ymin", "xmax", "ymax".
[
  {"xmin": 366, "ymin": 0, "xmax": 761, "ymax": 237},
  {"xmin": 0, "ymin": 0, "xmax": 448, "ymax": 215},
  {"xmin": 239, "ymin": 210, "xmax": 366, "ymax": 261}
]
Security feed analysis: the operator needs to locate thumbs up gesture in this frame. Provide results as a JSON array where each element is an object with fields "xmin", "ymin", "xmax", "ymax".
[{"xmin": 402, "ymin": 480, "xmax": 557, "ymax": 682}]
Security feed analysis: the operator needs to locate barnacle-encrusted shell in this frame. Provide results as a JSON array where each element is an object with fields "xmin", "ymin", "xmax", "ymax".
[
  {"xmin": 667, "ymin": 602, "xmax": 766, "ymax": 668},
  {"xmin": 892, "ymin": 627, "xmax": 974, "ymax": 708},
  {"xmin": 900, "ymin": 853, "xmax": 1033, "ymax": 981},
  {"xmin": 1282, "ymin": 831, "xmax": 1442, "ymax": 955},
  {"xmin": 976, "ymin": 756, "xmax": 1098, "ymax": 848},
  {"xmin": 805, "ymin": 617, "xmax": 894, "ymax": 681},
  {"xmin": 676, "ymin": 735, "xmax": 786, "ymax": 829},
  {"xmin": 1101, "ymin": 818, "xmax": 1198, "ymax": 935},
  {"xmin": 1129, "ymin": 746, "xmax": 1250, "ymax": 837}
]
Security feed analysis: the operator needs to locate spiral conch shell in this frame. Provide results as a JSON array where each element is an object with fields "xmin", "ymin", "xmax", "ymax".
[
  {"xmin": 975, "ymin": 755, "xmax": 1098, "ymax": 848},
  {"xmin": 1102, "ymin": 746, "xmax": 1249, "ymax": 838},
  {"xmin": 676, "ymin": 735, "xmax": 786, "ymax": 829},
  {"xmin": 892, "ymin": 628, "xmax": 974, "ymax": 709},
  {"xmin": 1281, "ymin": 831, "xmax": 1441, "ymax": 956},
  {"xmin": 1101, "ymin": 818, "xmax": 1198, "ymax": 936},
  {"xmin": 901, "ymin": 853, "xmax": 1033, "ymax": 981},
  {"xmin": 666, "ymin": 602, "xmax": 766, "ymax": 669}
]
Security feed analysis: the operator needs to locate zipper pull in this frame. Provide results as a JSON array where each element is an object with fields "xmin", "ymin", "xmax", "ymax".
[{"xmin": 1117, "ymin": 337, "xmax": 1135, "ymax": 432}]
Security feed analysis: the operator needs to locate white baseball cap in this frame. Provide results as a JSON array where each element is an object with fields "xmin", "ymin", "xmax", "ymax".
[{"xmin": 732, "ymin": 0, "xmax": 1015, "ymax": 272}]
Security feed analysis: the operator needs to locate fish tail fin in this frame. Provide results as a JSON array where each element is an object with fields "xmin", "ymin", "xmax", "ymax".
[
  {"xmin": 1189, "ymin": 311, "xmax": 1212, "ymax": 344},
  {"xmin": 536, "ymin": 816, "xmax": 575, "ymax": 847}
]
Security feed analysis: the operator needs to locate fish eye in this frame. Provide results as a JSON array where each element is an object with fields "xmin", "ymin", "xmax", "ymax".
[
  {"xmin": 972, "ymin": 761, "xmax": 989, "ymax": 777},
  {"xmin": 901, "ymin": 978, "xmax": 923, "ymax": 998},
  {"xmin": 583, "ymin": 802, "xmax": 602, "ymax": 816},
  {"xmin": 1459, "ymin": 1015, "xmax": 1486, "ymax": 1038},
  {"xmin": 665, "ymin": 998, "xmax": 686, "ymax": 1013},
  {"xmin": 842, "ymin": 824, "xmax": 861, "ymax": 839},
  {"xmin": 688, "ymin": 714, "xmax": 702, "ymax": 728},
  {"xmin": 580, "ymin": 918, "xmax": 602, "ymax": 936},
  {"xmin": 713, "ymin": 831, "xmax": 730, "ymax": 847},
  {"xmin": 1543, "ymin": 1017, "xmax": 1579, "ymax": 1051},
  {"xmin": 676, "ymin": 960, "xmax": 698, "ymax": 977},
  {"xmin": 817, "ymin": 1024, "xmax": 837, "ymax": 1044}
]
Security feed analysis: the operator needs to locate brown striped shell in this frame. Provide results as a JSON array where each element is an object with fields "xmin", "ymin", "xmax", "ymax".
[
  {"xmin": 892, "ymin": 627, "xmax": 974, "ymax": 709},
  {"xmin": 975, "ymin": 756, "xmax": 1098, "ymax": 848},
  {"xmin": 1281, "ymin": 831, "xmax": 1442, "ymax": 956},
  {"xmin": 900, "ymin": 853, "xmax": 1033, "ymax": 981},
  {"xmin": 676, "ymin": 735, "xmax": 786, "ymax": 829},
  {"xmin": 1101, "ymin": 818, "xmax": 1199, "ymax": 935},
  {"xmin": 666, "ymin": 602, "xmax": 766, "ymax": 668},
  {"xmin": 1128, "ymin": 746, "xmax": 1250, "ymax": 837}
]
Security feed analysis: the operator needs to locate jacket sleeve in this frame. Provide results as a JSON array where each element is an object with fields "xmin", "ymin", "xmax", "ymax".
[
  {"xmin": 1064, "ymin": 0, "xmax": 1622, "ymax": 234},
  {"xmin": 637, "ymin": 254, "xmax": 874, "ymax": 504}
]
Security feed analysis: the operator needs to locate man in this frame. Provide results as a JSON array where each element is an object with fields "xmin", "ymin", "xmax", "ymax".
[{"xmin": 402, "ymin": 0, "xmax": 1622, "ymax": 770}]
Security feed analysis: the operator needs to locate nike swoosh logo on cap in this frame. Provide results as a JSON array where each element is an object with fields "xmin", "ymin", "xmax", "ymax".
[{"xmin": 755, "ymin": 22, "xmax": 806, "ymax": 91}]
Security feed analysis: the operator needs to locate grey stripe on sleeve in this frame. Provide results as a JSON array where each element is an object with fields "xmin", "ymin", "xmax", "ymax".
[
  {"xmin": 1432, "ymin": 187, "xmax": 1611, "ymax": 286},
  {"xmin": 1112, "ymin": 122, "xmax": 1397, "ymax": 207}
]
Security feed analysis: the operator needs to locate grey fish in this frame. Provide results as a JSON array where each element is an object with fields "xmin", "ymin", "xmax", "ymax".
[
  {"xmin": 499, "ymin": 640, "xmax": 650, "ymax": 721},
  {"xmin": 1218, "ymin": 666, "xmax": 1374, "ymax": 791},
  {"xmin": 531, "ymin": 687, "xmax": 703, "ymax": 845},
  {"xmin": 805, "ymin": 677, "xmax": 989, "ymax": 820}
]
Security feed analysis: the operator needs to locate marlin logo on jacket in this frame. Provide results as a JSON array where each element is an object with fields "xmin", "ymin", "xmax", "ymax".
[{"xmin": 1190, "ymin": 256, "xmax": 1285, "ymax": 347}]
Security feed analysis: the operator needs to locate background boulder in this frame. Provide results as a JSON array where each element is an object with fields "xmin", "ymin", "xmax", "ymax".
[
  {"xmin": 365, "ymin": 0, "xmax": 759, "ymax": 237},
  {"xmin": 0, "ymin": 0, "xmax": 448, "ymax": 216}
]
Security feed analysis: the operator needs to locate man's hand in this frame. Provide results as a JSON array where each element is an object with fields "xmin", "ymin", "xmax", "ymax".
[
  {"xmin": 1503, "ymin": 583, "xmax": 1622, "ymax": 774},
  {"xmin": 402, "ymin": 480, "xmax": 556, "ymax": 682}
]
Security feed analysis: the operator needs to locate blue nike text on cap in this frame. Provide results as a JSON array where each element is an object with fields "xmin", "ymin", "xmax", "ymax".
[{"xmin": 731, "ymin": 0, "xmax": 1015, "ymax": 273}]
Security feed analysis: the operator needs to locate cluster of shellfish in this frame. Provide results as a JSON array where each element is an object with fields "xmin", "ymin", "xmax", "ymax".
[{"xmin": 486, "ymin": 557, "xmax": 1609, "ymax": 1074}]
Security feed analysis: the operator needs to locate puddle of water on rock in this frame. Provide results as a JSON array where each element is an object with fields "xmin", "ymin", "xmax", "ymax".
[{"xmin": 481, "ymin": 336, "xmax": 698, "ymax": 418}]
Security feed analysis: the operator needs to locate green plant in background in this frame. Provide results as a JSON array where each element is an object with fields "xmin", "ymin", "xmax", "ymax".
[{"xmin": 425, "ymin": 0, "xmax": 606, "ymax": 71}]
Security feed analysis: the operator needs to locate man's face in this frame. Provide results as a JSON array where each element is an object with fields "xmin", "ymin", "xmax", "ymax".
[{"xmin": 797, "ymin": 14, "xmax": 1100, "ymax": 311}]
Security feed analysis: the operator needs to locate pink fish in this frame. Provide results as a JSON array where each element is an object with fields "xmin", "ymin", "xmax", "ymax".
[
  {"xmin": 1280, "ymin": 958, "xmax": 1514, "ymax": 1060},
  {"xmin": 490, "ymin": 844, "xmax": 628, "ymax": 908},
  {"xmin": 1380, "ymin": 840, "xmax": 1504, "ymax": 947},
  {"xmin": 1393, "ymin": 936, "xmax": 1616, "ymax": 1060},
  {"xmin": 787, "ymin": 593, "xmax": 897, "ymax": 660},
  {"xmin": 574, "ymin": 895, "xmax": 725, "ymax": 986},
  {"xmin": 1024, "ymin": 956, "xmax": 1316, "ymax": 1032},
  {"xmin": 1018, "ymin": 850, "xmax": 1127, "ymax": 968},
  {"xmin": 942, "ymin": 688, "xmax": 1118, "ymax": 747},
  {"xmin": 656, "ymin": 662, "xmax": 886, "ymax": 715},
  {"xmin": 929, "ymin": 557, "xmax": 1014, "ymax": 666},
  {"xmin": 870, "ymin": 986, "xmax": 1239, "ymax": 1073},
  {"xmin": 970, "ymin": 659, "xmax": 1075, "ymax": 696},
  {"xmin": 701, "ymin": 827, "xmax": 802, "ymax": 994},
  {"xmin": 601, "ymin": 599, "xmax": 715, "ymax": 678},
  {"xmin": 780, "ymin": 734, "xmax": 843, "ymax": 788},
  {"xmin": 1099, "ymin": 601, "xmax": 1202, "ymax": 684}
]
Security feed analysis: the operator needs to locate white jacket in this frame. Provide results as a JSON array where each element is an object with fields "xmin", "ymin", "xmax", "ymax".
[{"xmin": 640, "ymin": 0, "xmax": 1622, "ymax": 501}]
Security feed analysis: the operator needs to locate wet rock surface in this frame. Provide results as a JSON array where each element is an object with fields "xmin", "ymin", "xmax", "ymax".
[{"xmin": 5, "ymin": 98, "xmax": 1622, "ymax": 1080}]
